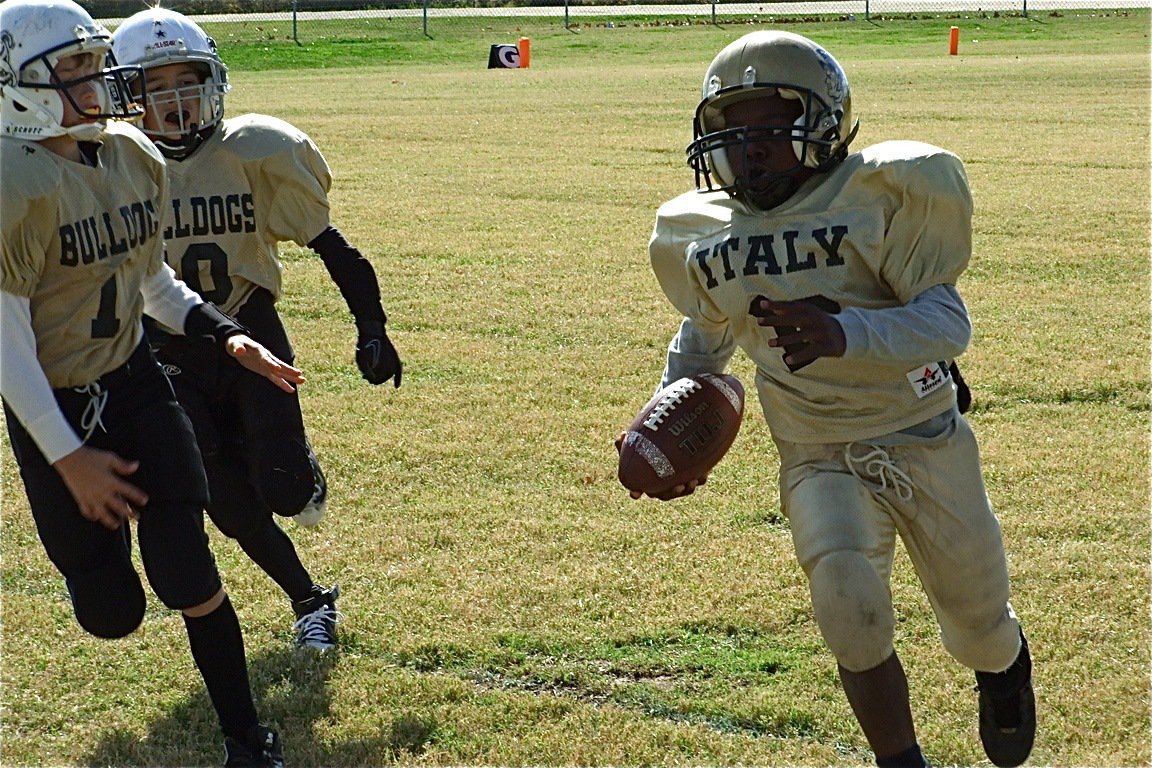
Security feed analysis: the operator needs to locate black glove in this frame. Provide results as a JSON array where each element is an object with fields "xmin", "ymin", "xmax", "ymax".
[
  {"xmin": 355, "ymin": 320, "xmax": 402, "ymax": 387},
  {"xmin": 949, "ymin": 360, "xmax": 971, "ymax": 414}
]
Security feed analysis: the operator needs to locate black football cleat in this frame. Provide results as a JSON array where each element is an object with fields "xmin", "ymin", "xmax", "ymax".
[
  {"xmin": 975, "ymin": 633, "xmax": 1035, "ymax": 767},
  {"xmin": 291, "ymin": 584, "xmax": 342, "ymax": 651},
  {"xmin": 224, "ymin": 724, "xmax": 284, "ymax": 768}
]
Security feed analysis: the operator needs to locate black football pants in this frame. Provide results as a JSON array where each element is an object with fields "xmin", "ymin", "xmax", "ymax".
[
  {"xmin": 154, "ymin": 288, "xmax": 315, "ymax": 602},
  {"xmin": 5, "ymin": 342, "xmax": 221, "ymax": 638}
]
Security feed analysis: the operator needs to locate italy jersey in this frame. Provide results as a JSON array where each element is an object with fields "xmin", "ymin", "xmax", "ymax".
[
  {"xmin": 649, "ymin": 140, "xmax": 973, "ymax": 444},
  {"xmin": 159, "ymin": 113, "xmax": 332, "ymax": 319},
  {"xmin": 0, "ymin": 121, "xmax": 167, "ymax": 388}
]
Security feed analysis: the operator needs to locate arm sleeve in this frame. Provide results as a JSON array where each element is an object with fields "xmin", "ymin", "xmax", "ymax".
[
  {"xmin": 0, "ymin": 291, "xmax": 81, "ymax": 463},
  {"xmin": 308, "ymin": 225, "xmax": 387, "ymax": 325},
  {"xmin": 140, "ymin": 262, "xmax": 202, "ymax": 329},
  {"xmin": 660, "ymin": 318, "xmax": 738, "ymax": 391},
  {"xmin": 649, "ymin": 209, "xmax": 736, "ymax": 390},
  {"xmin": 837, "ymin": 283, "xmax": 971, "ymax": 363},
  {"xmin": 140, "ymin": 264, "xmax": 246, "ymax": 344}
]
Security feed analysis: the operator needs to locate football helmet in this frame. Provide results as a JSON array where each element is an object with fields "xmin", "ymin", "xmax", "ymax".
[
  {"xmin": 0, "ymin": 0, "xmax": 143, "ymax": 141},
  {"xmin": 687, "ymin": 31, "xmax": 859, "ymax": 208},
  {"xmin": 112, "ymin": 8, "xmax": 228, "ymax": 159}
]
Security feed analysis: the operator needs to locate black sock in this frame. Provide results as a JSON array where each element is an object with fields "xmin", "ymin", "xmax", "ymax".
[
  {"xmin": 877, "ymin": 742, "xmax": 929, "ymax": 768},
  {"xmin": 977, "ymin": 633, "xmax": 1032, "ymax": 695},
  {"xmin": 236, "ymin": 519, "xmax": 314, "ymax": 602},
  {"xmin": 182, "ymin": 594, "xmax": 259, "ymax": 741}
]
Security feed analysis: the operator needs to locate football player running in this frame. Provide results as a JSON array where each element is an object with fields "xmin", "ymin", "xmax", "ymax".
[
  {"xmin": 641, "ymin": 31, "xmax": 1035, "ymax": 767},
  {"xmin": 112, "ymin": 8, "xmax": 403, "ymax": 652},
  {"xmin": 0, "ymin": 0, "xmax": 294, "ymax": 764}
]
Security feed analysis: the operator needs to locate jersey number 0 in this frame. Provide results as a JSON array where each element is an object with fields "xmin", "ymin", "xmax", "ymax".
[{"xmin": 179, "ymin": 242, "xmax": 233, "ymax": 306}]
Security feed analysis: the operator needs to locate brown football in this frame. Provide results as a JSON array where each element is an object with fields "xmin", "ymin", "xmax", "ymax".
[{"xmin": 617, "ymin": 373, "xmax": 744, "ymax": 496}]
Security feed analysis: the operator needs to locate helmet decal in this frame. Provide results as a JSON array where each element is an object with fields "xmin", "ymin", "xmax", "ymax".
[
  {"xmin": 815, "ymin": 46, "xmax": 848, "ymax": 105},
  {"xmin": 0, "ymin": 31, "xmax": 15, "ymax": 87}
]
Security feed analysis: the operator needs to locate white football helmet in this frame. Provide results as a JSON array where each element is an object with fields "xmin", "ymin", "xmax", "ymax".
[
  {"xmin": 0, "ymin": 0, "xmax": 143, "ymax": 141},
  {"xmin": 687, "ymin": 31, "xmax": 859, "ymax": 207},
  {"xmin": 112, "ymin": 8, "xmax": 228, "ymax": 159}
]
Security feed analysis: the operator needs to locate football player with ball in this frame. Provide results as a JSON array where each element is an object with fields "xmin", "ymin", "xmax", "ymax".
[{"xmin": 633, "ymin": 30, "xmax": 1035, "ymax": 768}]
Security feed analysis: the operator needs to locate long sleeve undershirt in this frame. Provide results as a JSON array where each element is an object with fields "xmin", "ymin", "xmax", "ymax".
[
  {"xmin": 0, "ymin": 265, "xmax": 204, "ymax": 464},
  {"xmin": 661, "ymin": 283, "xmax": 969, "ymax": 390}
]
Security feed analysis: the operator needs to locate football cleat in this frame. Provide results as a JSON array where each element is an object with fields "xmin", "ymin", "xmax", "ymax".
[
  {"xmin": 976, "ymin": 633, "xmax": 1035, "ymax": 767},
  {"xmin": 292, "ymin": 585, "xmax": 342, "ymax": 651},
  {"xmin": 223, "ymin": 724, "xmax": 284, "ymax": 768},
  {"xmin": 293, "ymin": 444, "xmax": 327, "ymax": 527}
]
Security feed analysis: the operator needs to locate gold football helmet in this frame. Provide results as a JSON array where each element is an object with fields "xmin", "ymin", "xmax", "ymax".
[{"xmin": 687, "ymin": 31, "xmax": 859, "ymax": 208}]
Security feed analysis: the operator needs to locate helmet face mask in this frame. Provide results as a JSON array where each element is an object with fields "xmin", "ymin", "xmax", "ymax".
[
  {"xmin": 136, "ymin": 61, "xmax": 226, "ymax": 159},
  {"xmin": 111, "ymin": 8, "xmax": 229, "ymax": 159},
  {"xmin": 0, "ymin": 0, "xmax": 144, "ymax": 141},
  {"xmin": 686, "ymin": 31, "xmax": 859, "ymax": 211}
]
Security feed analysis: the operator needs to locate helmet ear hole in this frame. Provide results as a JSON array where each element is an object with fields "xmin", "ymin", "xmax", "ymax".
[{"xmin": 708, "ymin": 145, "xmax": 736, "ymax": 189}]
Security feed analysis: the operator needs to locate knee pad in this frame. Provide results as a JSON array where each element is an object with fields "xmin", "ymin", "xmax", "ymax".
[
  {"xmin": 137, "ymin": 501, "xmax": 223, "ymax": 611},
  {"xmin": 67, "ymin": 564, "xmax": 146, "ymax": 639},
  {"xmin": 808, "ymin": 549, "xmax": 895, "ymax": 672},
  {"xmin": 249, "ymin": 435, "xmax": 313, "ymax": 516}
]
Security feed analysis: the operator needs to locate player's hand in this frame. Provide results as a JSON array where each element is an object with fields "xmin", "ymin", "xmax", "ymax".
[
  {"xmin": 53, "ymin": 446, "xmax": 146, "ymax": 530},
  {"xmin": 949, "ymin": 360, "xmax": 972, "ymax": 414},
  {"xmin": 355, "ymin": 320, "xmax": 403, "ymax": 388},
  {"xmin": 623, "ymin": 476, "xmax": 707, "ymax": 501},
  {"xmin": 225, "ymin": 334, "xmax": 305, "ymax": 393},
  {"xmin": 614, "ymin": 433, "xmax": 707, "ymax": 500},
  {"xmin": 750, "ymin": 296, "xmax": 846, "ymax": 370},
  {"xmin": 642, "ymin": 476, "xmax": 708, "ymax": 501}
]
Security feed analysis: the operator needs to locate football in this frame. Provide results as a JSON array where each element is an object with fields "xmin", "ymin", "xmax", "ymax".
[{"xmin": 617, "ymin": 373, "xmax": 744, "ymax": 497}]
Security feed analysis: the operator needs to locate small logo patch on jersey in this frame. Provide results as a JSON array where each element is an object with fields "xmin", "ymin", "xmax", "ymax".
[
  {"xmin": 161, "ymin": 364, "xmax": 182, "ymax": 377},
  {"xmin": 906, "ymin": 361, "xmax": 948, "ymax": 399}
]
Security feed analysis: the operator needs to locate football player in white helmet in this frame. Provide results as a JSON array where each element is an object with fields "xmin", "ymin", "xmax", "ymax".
[
  {"xmin": 113, "ymin": 7, "xmax": 402, "ymax": 654},
  {"xmin": 641, "ymin": 31, "xmax": 1034, "ymax": 768},
  {"xmin": 0, "ymin": 0, "xmax": 296, "ymax": 764},
  {"xmin": 0, "ymin": 0, "xmax": 141, "ymax": 141}
]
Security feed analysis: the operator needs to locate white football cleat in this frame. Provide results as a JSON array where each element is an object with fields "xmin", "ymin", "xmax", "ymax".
[{"xmin": 293, "ymin": 445, "xmax": 327, "ymax": 527}]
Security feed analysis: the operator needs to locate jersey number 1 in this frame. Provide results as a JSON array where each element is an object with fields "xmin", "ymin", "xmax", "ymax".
[{"xmin": 92, "ymin": 276, "xmax": 120, "ymax": 339}]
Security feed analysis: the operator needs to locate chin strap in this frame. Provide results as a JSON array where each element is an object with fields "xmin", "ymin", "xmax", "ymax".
[
  {"xmin": 64, "ymin": 120, "xmax": 106, "ymax": 142},
  {"xmin": 155, "ymin": 123, "xmax": 216, "ymax": 161}
]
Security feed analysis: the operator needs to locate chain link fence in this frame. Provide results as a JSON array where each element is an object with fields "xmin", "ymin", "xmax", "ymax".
[{"xmin": 88, "ymin": 0, "xmax": 1146, "ymax": 44}]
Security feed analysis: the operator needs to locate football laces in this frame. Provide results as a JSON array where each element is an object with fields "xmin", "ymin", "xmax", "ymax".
[{"xmin": 643, "ymin": 378, "xmax": 702, "ymax": 431}]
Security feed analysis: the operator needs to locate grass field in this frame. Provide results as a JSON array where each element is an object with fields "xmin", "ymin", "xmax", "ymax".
[{"xmin": 2, "ymin": 10, "xmax": 1149, "ymax": 766}]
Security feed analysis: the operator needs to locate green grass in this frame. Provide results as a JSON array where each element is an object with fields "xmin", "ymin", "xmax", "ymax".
[
  {"xmin": 3, "ymin": 10, "xmax": 1150, "ymax": 766},
  {"xmin": 206, "ymin": 8, "xmax": 1147, "ymax": 67}
]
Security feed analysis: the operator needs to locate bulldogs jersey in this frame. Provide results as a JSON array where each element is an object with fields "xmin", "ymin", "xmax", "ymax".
[
  {"xmin": 650, "ymin": 140, "xmax": 973, "ymax": 444},
  {"xmin": 0, "ymin": 121, "xmax": 167, "ymax": 388},
  {"xmin": 159, "ymin": 113, "xmax": 332, "ymax": 319}
]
